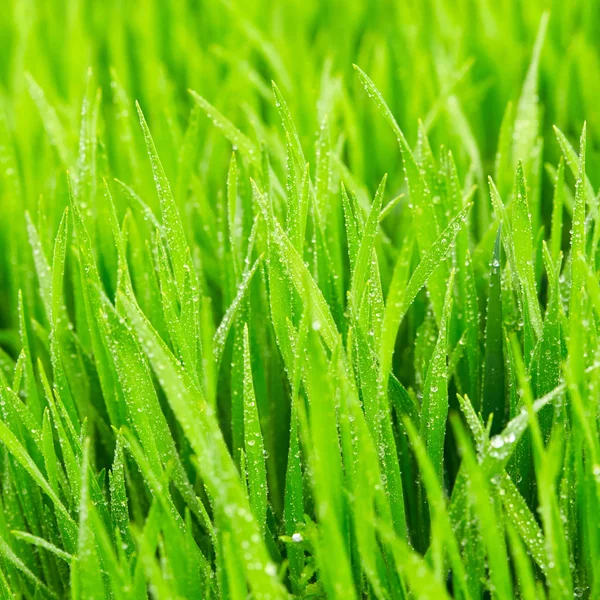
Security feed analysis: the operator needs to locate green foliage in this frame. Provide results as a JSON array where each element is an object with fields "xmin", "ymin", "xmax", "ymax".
[{"xmin": 0, "ymin": 0, "xmax": 599, "ymax": 598}]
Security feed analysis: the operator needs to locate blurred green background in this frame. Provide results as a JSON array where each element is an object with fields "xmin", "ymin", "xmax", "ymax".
[{"xmin": 0, "ymin": 0, "xmax": 597, "ymax": 189}]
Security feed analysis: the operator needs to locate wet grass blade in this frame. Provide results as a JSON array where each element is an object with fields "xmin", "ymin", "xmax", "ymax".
[
  {"xmin": 419, "ymin": 270, "xmax": 454, "ymax": 482},
  {"xmin": 482, "ymin": 227, "xmax": 505, "ymax": 431},
  {"xmin": 242, "ymin": 325, "xmax": 268, "ymax": 531}
]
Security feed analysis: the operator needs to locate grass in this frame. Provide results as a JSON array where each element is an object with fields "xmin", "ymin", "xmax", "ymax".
[{"xmin": 0, "ymin": 0, "xmax": 598, "ymax": 598}]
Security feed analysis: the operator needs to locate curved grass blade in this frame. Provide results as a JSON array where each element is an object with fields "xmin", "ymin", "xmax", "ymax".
[
  {"xmin": 0, "ymin": 532, "xmax": 58, "ymax": 600},
  {"xmin": 350, "ymin": 174, "xmax": 386, "ymax": 312},
  {"xmin": 354, "ymin": 64, "xmax": 447, "ymax": 322},
  {"xmin": 26, "ymin": 74, "xmax": 72, "ymax": 167},
  {"xmin": 380, "ymin": 203, "xmax": 472, "ymax": 386},
  {"xmin": 189, "ymin": 90, "xmax": 258, "ymax": 162},
  {"xmin": 272, "ymin": 81, "xmax": 305, "ymax": 168},
  {"xmin": 213, "ymin": 254, "xmax": 262, "ymax": 371},
  {"xmin": 0, "ymin": 419, "xmax": 76, "ymax": 543},
  {"xmin": 136, "ymin": 102, "xmax": 190, "ymax": 297},
  {"xmin": 119, "ymin": 293, "xmax": 286, "ymax": 599}
]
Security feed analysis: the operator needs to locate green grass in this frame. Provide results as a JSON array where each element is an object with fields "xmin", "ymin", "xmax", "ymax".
[{"xmin": 0, "ymin": 0, "xmax": 599, "ymax": 598}]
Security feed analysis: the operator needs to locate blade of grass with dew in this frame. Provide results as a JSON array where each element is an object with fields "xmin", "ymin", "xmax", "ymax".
[
  {"xmin": 136, "ymin": 103, "xmax": 193, "ymax": 296},
  {"xmin": 447, "ymin": 151, "xmax": 480, "ymax": 403},
  {"xmin": 118, "ymin": 292, "xmax": 286, "ymax": 599},
  {"xmin": 404, "ymin": 418, "xmax": 470, "ymax": 600},
  {"xmin": 510, "ymin": 334, "xmax": 573, "ymax": 597},
  {"xmin": 419, "ymin": 270, "xmax": 454, "ymax": 483},
  {"xmin": 482, "ymin": 227, "xmax": 505, "ymax": 431},
  {"xmin": 354, "ymin": 64, "xmax": 448, "ymax": 323},
  {"xmin": 25, "ymin": 75, "xmax": 73, "ymax": 168},
  {"xmin": 99, "ymin": 291, "xmax": 208, "ymax": 526},
  {"xmin": 189, "ymin": 91, "xmax": 258, "ymax": 163},
  {"xmin": 550, "ymin": 157, "xmax": 565, "ymax": 262},
  {"xmin": 350, "ymin": 174, "xmax": 386, "ymax": 313},
  {"xmin": 512, "ymin": 162, "xmax": 543, "ymax": 342},
  {"xmin": 242, "ymin": 324, "xmax": 268, "ymax": 531},
  {"xmin": 70, "ymin": 187, "xmax": 126, "ymax": 428},
  {"xmin": 452, "ymin": 415, "xmax": 514, "ymax": 600},
  {"xmin": 335, "ymin": 347, "xmax": 400, "ymax": 599},
  {"xmin": 301, "ymin": 332, "xmax": 356, "ymax": 598},
  {"xmin": 380, "ymin": 203, "xmax": 472, "ymax": 387}
]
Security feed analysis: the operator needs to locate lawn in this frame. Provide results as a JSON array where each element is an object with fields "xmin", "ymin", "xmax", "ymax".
[{"xmin": 0, "ymin": 0, "xmax": 598, "ymax": 598}]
